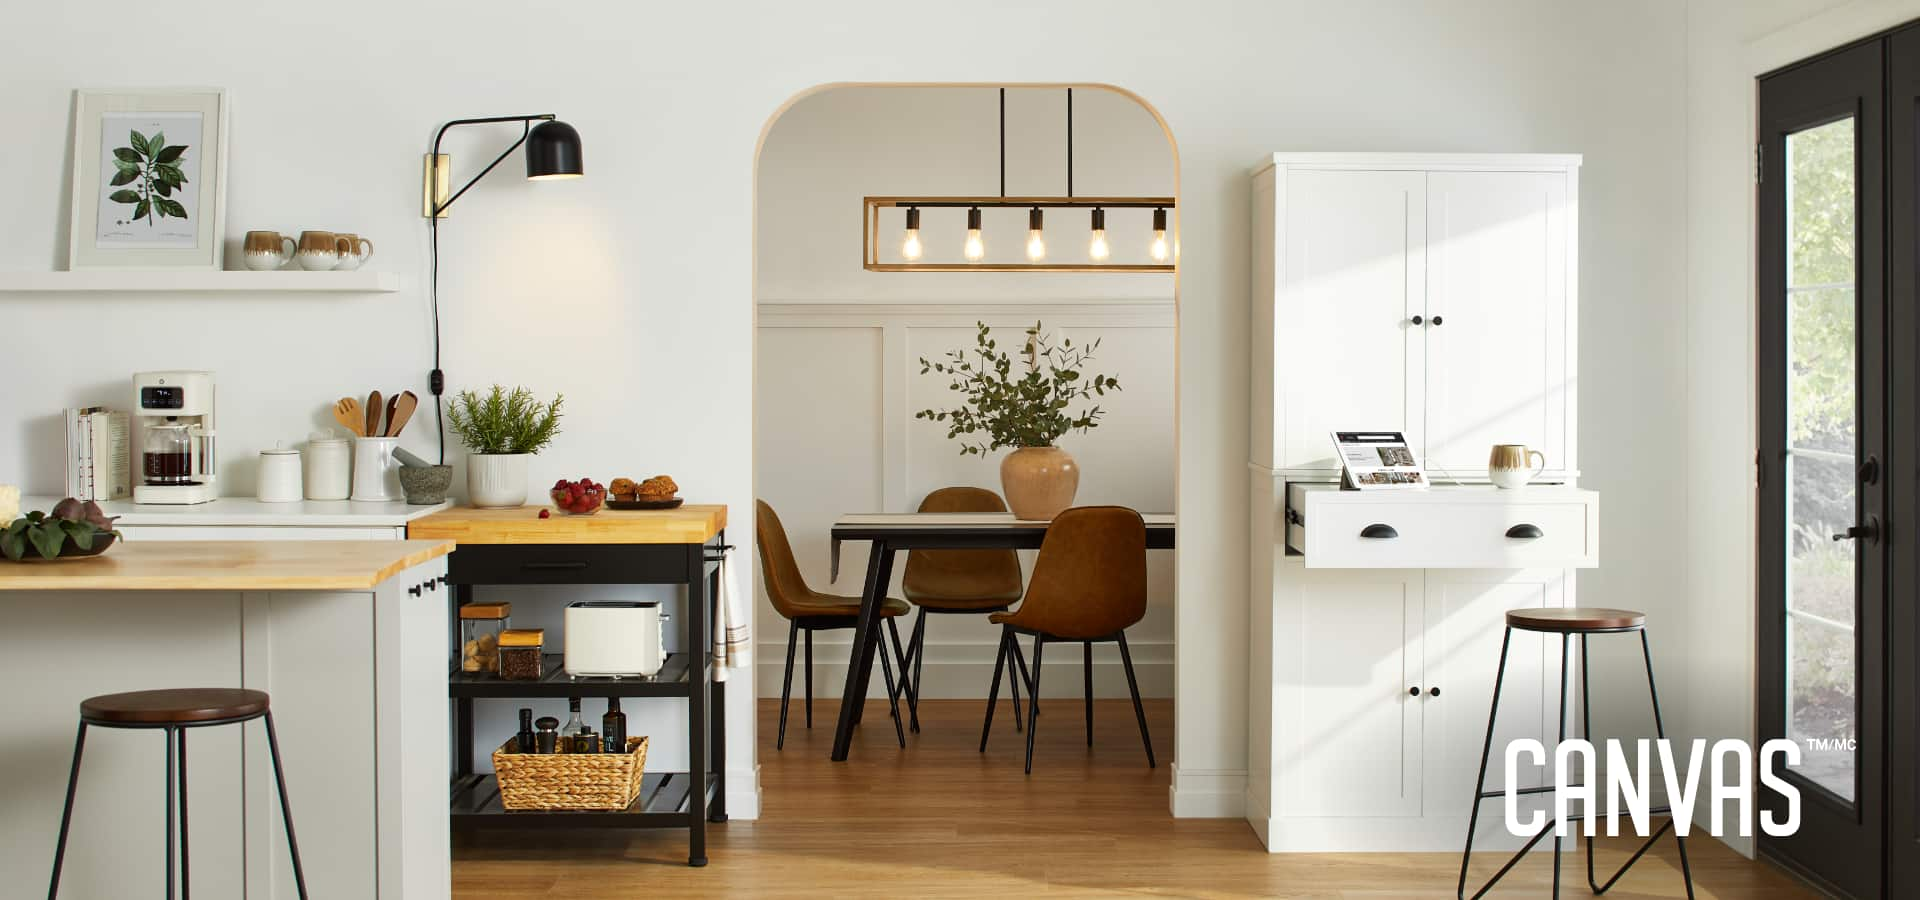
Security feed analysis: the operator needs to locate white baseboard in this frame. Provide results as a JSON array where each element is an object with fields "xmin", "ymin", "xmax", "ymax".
[
  {"xmin": 723, "ymin": 765, "xmax": 761, "ymax": 820},
  {"xmin": 1169, "ymin": 763, "xmax": 1248, "ymax": 818},
  {"xmin": 756, "ymin": 637, "xmax": 1172, "ymax": 700}
]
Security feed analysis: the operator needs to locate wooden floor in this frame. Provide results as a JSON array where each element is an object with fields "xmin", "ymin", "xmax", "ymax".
[{"xmin": 453, "ymin": 699, "xmax": 1818, "ymax": 898}]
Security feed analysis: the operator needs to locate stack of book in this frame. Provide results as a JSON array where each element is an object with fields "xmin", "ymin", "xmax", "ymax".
[{"xmin": 64, "ymin": 408, "xmax": 130, "ymax": 501}]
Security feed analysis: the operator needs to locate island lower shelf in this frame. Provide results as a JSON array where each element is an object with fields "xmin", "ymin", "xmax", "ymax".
[
  {"xmin": 450, "ymin": 772, "xmax": 719, "ymax": 827},
  {"xmin": 449, "ymin": 653, "xmax": 698, "ymax": 699}
]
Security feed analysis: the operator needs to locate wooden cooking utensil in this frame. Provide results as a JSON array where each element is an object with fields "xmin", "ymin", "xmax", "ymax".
[
  {"xmin": 333, "ymin": 397, "xmax": 365, "ymax": 437},
  {"xmin": 366, "ymin": 390, "xmax": 383, "ymax": 438},
  {"xmin": 383, "ymin": 394, "xmax": 400, "ymax": 438},
  {"xmin": 386, "ymin": 391, "xmax": 419, "ymax": 437}
]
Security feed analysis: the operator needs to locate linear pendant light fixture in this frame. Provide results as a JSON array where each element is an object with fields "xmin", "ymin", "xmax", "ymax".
[{"xmin": 864, "ymin": 88, "xmax": 1175, "ymax": 273}]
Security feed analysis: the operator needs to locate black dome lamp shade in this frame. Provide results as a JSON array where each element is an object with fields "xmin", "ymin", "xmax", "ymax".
[{"xmin": 526, "ymin": 120, "xmax": 583, "ymax": 180}]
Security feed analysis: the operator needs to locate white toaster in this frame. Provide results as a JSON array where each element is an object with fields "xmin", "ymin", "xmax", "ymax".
[{"xmin": 564, "ymin": 601, "xmax": 666, "ymax": 677}]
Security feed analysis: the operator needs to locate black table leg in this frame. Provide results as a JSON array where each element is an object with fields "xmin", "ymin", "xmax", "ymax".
[
  {"xmin": 831, "ymin": 541, "xmax": 893, "ymax": 761},
  {"xmin": 685, "ymin": 545, "xmax": 709, "ymax": 866}
]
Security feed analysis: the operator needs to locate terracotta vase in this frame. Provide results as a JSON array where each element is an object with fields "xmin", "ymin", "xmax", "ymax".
[{"xmin": 1000, "ymin": 445, "xmax": 1079, "ymax": 521}]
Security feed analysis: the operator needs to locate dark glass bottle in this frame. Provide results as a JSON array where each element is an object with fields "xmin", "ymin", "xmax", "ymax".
[
  {"xmin": 603, "ymin": 698, "xmax": 628, "ymax": 753},
  {"xmin": 561, "ymin": 697, "xmax": 586, "ymax": 752},
  {"xmin": 534, "ymin": 716, "xmax": 560, "ymax": 754},
  {"xmin": 516, "ymin": 708, "xmax": 537, "ymax": 753}
]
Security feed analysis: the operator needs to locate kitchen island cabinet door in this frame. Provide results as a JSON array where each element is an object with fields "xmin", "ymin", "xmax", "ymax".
[{"xmin": 1274, "ymin": 567, "xmax": 1424, "ymax": 819}]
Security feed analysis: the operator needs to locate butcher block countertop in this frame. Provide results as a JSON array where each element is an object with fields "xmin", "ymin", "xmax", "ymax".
[
  {"xmin": 0, "ymin": 540, "xmax": 454, "ymax": 591},
  {"xmin": 407, "ymin": 504, "xmax": 728, "ymax": 545}
]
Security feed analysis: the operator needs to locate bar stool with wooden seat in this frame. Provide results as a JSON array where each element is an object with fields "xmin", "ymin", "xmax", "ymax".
[
  {"xmin": 981, "ymin": 505, "xmax": 1154, "ymax": 774},
  {"xmin": 1457, "ymin": 607, "xmax": 1695, "ymax": 900},
  {"xmin": 756, "ymin": 499, "xmax": 912, "ymax": 750},
  {"xmin": 48, "ymin": 687, "xmax": 308, "ymax": 899},
  {"xmin": 897, "ymin": 486, "xmax": 1028, "ymax": 734}
]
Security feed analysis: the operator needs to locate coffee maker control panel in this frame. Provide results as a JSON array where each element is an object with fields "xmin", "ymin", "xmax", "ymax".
[{"xmin": 140, "ymin": 385, "xmax": 186, "ymax": 411}]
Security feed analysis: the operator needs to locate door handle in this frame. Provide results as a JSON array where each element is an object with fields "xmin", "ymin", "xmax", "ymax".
[
  {"xmin": 1360, "ymin": 523, "xmax": 1399, "ymax": 539},
  {"xmin": 1833, "ymin": 515, "xmax": 1881, "ymax": 545},
  {"xmin": 1505, "ymin": 524, "xmax": 1544, "ymax": 539}
]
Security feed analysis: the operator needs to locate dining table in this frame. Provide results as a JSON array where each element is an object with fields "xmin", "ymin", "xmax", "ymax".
[{"xmin": 826, "ymin": 511, "xmax": 1176, "ymax": 761}]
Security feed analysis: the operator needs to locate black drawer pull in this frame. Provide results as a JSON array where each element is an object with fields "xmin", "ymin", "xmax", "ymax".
[
  {"xmin": 522, "ymin": 561, "xmax": 590, "ymax": 571},
  {"xmin": 1360, "ymin": 524, "xmax": 1399, "ymax": 539},
  {"xmin": 1505, "ymin": 524, "xmax": 1544, "ymax": 539}
]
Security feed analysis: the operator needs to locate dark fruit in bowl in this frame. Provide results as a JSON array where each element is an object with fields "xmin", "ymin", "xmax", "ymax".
[{"xmin": 549, "ymin": 478, "xmax": 605, "ymax": 516}]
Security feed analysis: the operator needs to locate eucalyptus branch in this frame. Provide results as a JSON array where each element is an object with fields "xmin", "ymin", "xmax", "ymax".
[{"xmin": 915, "ymin": 322, "xmax": 1120, "ymax": 456}]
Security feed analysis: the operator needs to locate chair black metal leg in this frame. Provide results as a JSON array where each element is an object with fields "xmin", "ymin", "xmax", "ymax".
[
  {"xmin": 1024, "ymin": 637, "xmax": 1046, "ymax": 774},
  {"xmin": 1084, "ymin": 642, "xmax": 1095, "ymax": 747},
  {"xmin": 1007, "ymin": 625, "xmax": 1023, "ymax": 732},
  {"xmin": 1458, "ymin": 627, "xmax": 1514, "ymax": 900},
  {"xmin": 47, "ymin": 720, "xmax": 87, "ymax": 900},
  {"xmin": 777, "ymin": 620, "xmax": 798, "ymax": 750},
  {"xmin": 804, "ymin": 628, "xmax": 813, "ymax": 729},
  {"xmin": 908, "ymin": 610, "xmax": 926, "ymax": 732},
  {"xmin": 263, "ymin": 713, "xmax": 310, "ymax": 900},
  {"xmin": 877, "ymin": 628, "xmax": 906, "ymax": 749},
  {"xmin": 982, "ymin": 627, "xmax": 1009, "ymax": 752},
  {"xmin": 887, "ymin": 617, "xmax": 911, "ymax": 724},
  {"xmin": 1010, "ymin": 635, "xmax": 1036, "ymax": 719},
  {"xmin": 1117, "ymin": 632, "xmax": 1154, "ymax": 767},
  {"xmin": 177, "ymin": 727, "xmax": 189, "ymax": 900},
  {"xmin": 165, "ymin": 725, "xmax": 177, "ymax": 900}
]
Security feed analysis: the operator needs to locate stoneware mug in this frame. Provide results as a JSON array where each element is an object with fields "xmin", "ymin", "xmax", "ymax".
[
  {"xmin": 295, "ymin": 230, "xmax": 340, "ymax": 270},
  {"xmin": 242, "ymin": 231, "xmax": 296, "ymax": 270},
  {"xmin": 1489, "ymin": 444, "xmax": 1547, "ymax": 489},
  {"xmin": 332, "ymin": 233, "xmax": 375, "ymax": 271}
]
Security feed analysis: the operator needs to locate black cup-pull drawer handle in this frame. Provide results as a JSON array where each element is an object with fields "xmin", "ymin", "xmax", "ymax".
[
  {"xmin": 522, "ymin": 561, "xmax": 590, "ymax": 571},
  {"xmin": 1360, "ymin": 523, "xmax": 1399, "ymax": 539},
  {"xmin": 1505, "ymin": 524, "xmax": 1544, "ymax": 539}
]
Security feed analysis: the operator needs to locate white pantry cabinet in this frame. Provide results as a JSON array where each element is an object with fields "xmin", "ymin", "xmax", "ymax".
[
  {"xmin": 1246, "ymin": 153, "xmax": 1589, "ymax": 853},
  {"xmin": 1250, "ymin": 154, "xmax": 1580, "ymax": 482}
]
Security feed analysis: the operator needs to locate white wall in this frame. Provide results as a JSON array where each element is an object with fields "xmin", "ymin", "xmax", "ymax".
[
  {"xmin": 0, "ymin": 0, "xmax": 1700, "ymax": 823},
  {"xmin": 1683, "ymin": 0, "xmax": 1920, "ymax": 856},
  {"xmin": 754, "ymin": 86, "xmax": 1175, "ymax": 701}
]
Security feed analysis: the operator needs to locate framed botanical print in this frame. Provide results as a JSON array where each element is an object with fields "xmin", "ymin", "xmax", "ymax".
[{"xmin": 67, "ymin": 89, "xmax": 228, "ymax": 269}]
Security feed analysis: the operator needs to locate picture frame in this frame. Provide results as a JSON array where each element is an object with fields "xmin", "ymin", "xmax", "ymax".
[
  {"xmin": 1329, "ymin": 430, "xmax": 1430, "ymax": 491},
  {"xmin": 67, "ymin": 88, "xmax": 228, "ymax": 270}
]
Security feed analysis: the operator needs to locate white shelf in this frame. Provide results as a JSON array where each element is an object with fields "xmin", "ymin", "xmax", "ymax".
[{"xmin": 0, "ymin": 270, "xmax": 400, "ymax": 293}]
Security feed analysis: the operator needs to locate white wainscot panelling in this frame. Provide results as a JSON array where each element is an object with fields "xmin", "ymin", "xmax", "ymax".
[{"xmin": 756, "ymin": 302, "xmax": 1176, "ymax": 699}]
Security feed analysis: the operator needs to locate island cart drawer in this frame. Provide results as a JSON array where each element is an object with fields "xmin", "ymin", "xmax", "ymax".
[{"xmin": 446, "ymin": 544, "xmax": 696, "ymax": 585}]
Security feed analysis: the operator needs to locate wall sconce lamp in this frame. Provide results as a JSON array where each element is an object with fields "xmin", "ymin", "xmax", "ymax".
[{"xmin": 419, "ymin": 113, "xmax": 584, "ymax": 460}]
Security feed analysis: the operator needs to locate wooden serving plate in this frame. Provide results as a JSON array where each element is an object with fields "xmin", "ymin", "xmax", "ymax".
[{"xmin": 605, "ymin": 497, "xmax": 684, "ymax": 511}]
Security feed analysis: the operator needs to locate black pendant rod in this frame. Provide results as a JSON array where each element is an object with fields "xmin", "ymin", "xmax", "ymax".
[
  {"xmin": 1067, "ymin": 88, "xmax": 1074, "ymax": 199},
  {"xmin": 999, "ymin": 88, "xmax": 1006, "ymax": 198}
]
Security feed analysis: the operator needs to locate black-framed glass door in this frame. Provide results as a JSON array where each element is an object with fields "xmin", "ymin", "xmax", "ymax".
[
  {"xmin": 1756, "ymin": 37, "xmax": 1886, "ymax": 900},
  {"xmin": 1888, "ymin": 21, "xmax": 1920, "ymax": 896}
]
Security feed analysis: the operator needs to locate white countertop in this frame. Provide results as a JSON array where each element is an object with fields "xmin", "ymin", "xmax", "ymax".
[{"xmin": 21, "ymin": 496, "xmax": 450, "ymax": 527}]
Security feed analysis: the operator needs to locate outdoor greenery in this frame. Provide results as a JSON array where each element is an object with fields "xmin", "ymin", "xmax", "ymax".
[
  {"xmin": 915, "ymin": 322, "xmax": 1120, "ymax": 456},
  {"xmin": 447, "ymin": 385, "xmax": 564, "ymax": 455},
  {"xmin": 107, "ymin": 129, "xmax": 190, "ymax": 227}
]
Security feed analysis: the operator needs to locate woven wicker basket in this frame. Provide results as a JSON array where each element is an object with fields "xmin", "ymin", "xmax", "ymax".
[{"xmin": 492, "ymin": 736, "xmax": 649, "ymax": 811}]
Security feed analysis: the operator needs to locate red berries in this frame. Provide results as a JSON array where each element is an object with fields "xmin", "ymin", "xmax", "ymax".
[
  {"xmin": 549, "ymin": 477, "xmax": 605, "ymax": 515},
  {"xmin": 538, "ymin": 508, "xmax": 551, "ymax": 519}
]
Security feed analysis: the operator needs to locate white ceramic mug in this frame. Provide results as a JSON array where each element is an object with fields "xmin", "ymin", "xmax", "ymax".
[
  {"xmin": 242, "ymin": 231, "xmax": 296, "ymax": 271},
  {"xmin": 332, "ymin": 233, "xmax": 375, "ymax": 271},
  {"xmin": 295, "ymin": 231, "xmax": 340, "ymax": 271},
  {"xmin": 351, "ymin": 436, "xmax": 399, "ymax": 501},
  {"xmin": 1489, "ymin": 444, "xmax": 1547, "ymax": 489},
  {"xmin": 257, "ymin": 447, "xmax": 303, "ymax": 502}
]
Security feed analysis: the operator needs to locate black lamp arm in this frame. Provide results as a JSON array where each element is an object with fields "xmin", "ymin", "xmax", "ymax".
[{"xmin": 428, "ymin": 114, "xmax": 557, "ymax": 216}]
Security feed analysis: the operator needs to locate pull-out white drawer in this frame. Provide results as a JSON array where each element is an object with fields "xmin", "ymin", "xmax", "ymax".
[{"xmin": 1286, "ymin": 483, "xmax": 1598, "ymax": 568}]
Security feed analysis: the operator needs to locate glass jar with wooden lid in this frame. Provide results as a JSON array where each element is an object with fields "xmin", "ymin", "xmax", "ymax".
[
  {"xmin": 497, "ymin": 628, "xmax": 546, "ymax": 681},
  {"xmin": 459, "ymin": 602, "xmax": 512, "ymax": 674}
]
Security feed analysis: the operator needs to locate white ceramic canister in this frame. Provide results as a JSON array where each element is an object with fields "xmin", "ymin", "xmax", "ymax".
[
  {"xmin": 305, "ymin": 432, "xmax": 352, "ymax": 501},
  {"xmin": 257, "ymin": 447, "xmax": 304, "ymax": 503},
  {"xmin": 351, "ymin": 436, "xmax": 400, "ymax": 502}
]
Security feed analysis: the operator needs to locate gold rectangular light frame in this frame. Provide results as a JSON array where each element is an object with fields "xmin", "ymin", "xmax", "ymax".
[{"xmin": 863, "ymin": 196, "xmax": 1176, "ymax": 273}]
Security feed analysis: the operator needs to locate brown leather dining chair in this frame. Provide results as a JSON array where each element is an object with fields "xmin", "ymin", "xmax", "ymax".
[
  {"xmin": 981, "ymin": 505, "xmax": 1154, "ymax": 774},
  {"xmin": 898, "ymin": 486, "xmax": 1028, "ymax": 733},
  {"xmin": 755, "ymin": 499, "xmax": 912, "ymax": 750}
]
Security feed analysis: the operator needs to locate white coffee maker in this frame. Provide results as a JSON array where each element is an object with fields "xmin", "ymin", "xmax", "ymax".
[{"xmin": 132, "ymin": 370, "xmax": 217, "ymax": 505}]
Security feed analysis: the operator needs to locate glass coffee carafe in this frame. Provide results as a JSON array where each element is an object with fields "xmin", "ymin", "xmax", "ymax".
[{"xmin": 142, "ymin": 421, "xmax": 195, "ymax": 485}]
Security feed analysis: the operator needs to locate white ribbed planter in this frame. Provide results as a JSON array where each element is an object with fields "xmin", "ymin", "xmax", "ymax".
[{"xmin": 466, "ymin": 453, "xmax": 530, "ymax": 508}]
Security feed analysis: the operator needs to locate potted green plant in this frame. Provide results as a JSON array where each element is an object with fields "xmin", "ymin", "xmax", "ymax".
[
  {"xmin": 916, "ymin": 322, "xmax": 1120, "ymax": 520},
  {"xmin": 447, "ymin": 385, "xmax": 564, "ymax": 508}
]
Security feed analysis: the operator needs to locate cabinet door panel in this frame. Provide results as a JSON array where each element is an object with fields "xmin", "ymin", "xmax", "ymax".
[
  {"xmin": 1277, "ymin": 170, "xmax": 1426, "ymax": 471},
  {"xmin": 1277, "ymin": 568, "xmax": 1423, "ymax": 817},
  {"xmin": 1422, "ymin": 569, "xmax": 1565, "ymax": 822},
  {"xmin": 1425, "ymin": 171, "xmax": 1570, "ymax": 476}
]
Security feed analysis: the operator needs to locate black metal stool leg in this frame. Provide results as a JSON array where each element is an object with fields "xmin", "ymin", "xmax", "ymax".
[
  {"xmin": 47, "ymin": 721, "xmax": 88, "ymax": 900},
  {"xmin": 1084, "ymin": 642, "xmax": 1094, "ymax": 747},
  {"xmin": 982, "ymin": 627, "xmax": 1009, "ymax": 751},
  {"xmin": 777, "ymin": 620, "xmax": 798, "ymax": 750},
  {"xmin": 1458, "ymin": 627, "xmax": 1514, "ymax": 900},
  {"xmin": 1643, "ymin": 630, "xmax": 1694, "ymax": 900},
  {"xmin": 165, "ymin": 725, "xmax": 177, "ymax": 900},
  {"xmin": 1024, "ymin": 637, "xmax": 1046, "ymax": 774},
  {"xmin": 263, "ymin": 713, "xmax": 309, "ymax": 900},
  {"xmin": 177, "ymin": 727, "xmax": 189, "ymax": 900},
  {"xmin": 1118, "ymin": 632, "xmax": 1155, "ymax": 767},
  {"xmin": 1552, "ymin": 632, "xmax": 1569, "ymax": 899}
]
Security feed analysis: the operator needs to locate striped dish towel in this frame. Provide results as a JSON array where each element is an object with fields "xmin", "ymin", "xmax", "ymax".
[{"xmin": 710, "ymin": 554, "xmax": 751, "ymax": 681}]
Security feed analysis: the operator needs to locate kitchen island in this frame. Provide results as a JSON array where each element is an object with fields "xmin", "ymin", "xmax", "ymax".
[{"xmin": 0, "ymin": 540, "xmax": 454, "ymax": 899}]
